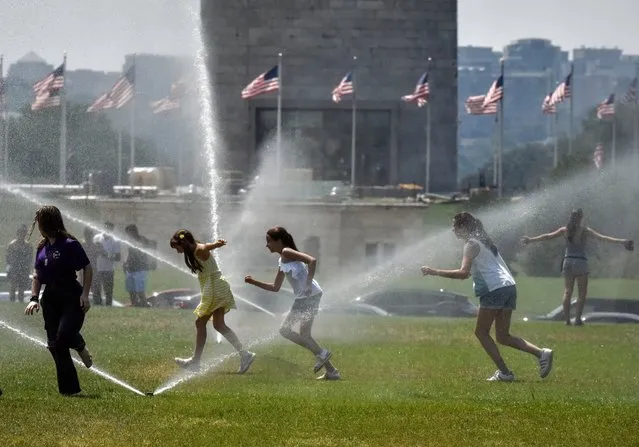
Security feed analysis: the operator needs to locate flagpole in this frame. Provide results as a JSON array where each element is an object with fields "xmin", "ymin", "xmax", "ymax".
[
  {"xmin": 276, "ymin": 52, "xmax": 282, "ymax": 184},
  {"xmin": 498, "ymin": 58, "xmax": 504, "ymax": 199},
  {"xmin": 130, "ymin": 55, "xmax": 136, "ymax": 188},
  {"xmin": 568, "ymin": 63, "xmax": 574, "ymax": 156},
  {"xmin": 634, "ymin": 63, "xmax": 639, "ymax": 166},
  {"xmin": 117, "ymin": 129, "xmax": 123, "ymax": 185},
  {"xmin": 351, "ymin": 55, "xmax": 357, "ymax": 189},
  {"xmin": 554, "ymin": 105, "xmax": 559, "ymax": 169},
  {"xmin": 425, "ymin": 57, "xmax": 432, "ymax": 194},
  {"xmin": 0, "ymin": 54, "xmax": 5, "ymax": 184},
  {"xmin": 60, "ymin": 53, "xmax": 68, "ymax": 185},
  {"xmin": 612, "ymin": 116, "xmax": 617, "ymax": 169}
]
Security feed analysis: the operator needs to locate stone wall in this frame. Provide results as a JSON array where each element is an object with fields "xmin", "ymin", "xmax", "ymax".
[{"xmin": 201, "ymin": 0, "xmax": 458, "ymax": 191}]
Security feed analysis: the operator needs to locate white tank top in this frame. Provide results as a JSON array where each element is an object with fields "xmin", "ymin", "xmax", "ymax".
[
  {"xmin": 468, "ymin": 238, "xmax": 515, "ymax": 296},
  {"xmin": 278, "ymin": 258, "xmax": 323, "ymax": 299}
]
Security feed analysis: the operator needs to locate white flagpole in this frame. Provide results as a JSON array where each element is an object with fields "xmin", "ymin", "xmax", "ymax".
[
  {"xmin": 130, "ymin": 55, "xmax": 136, "ymax": 188},
  {"xmin": 634, "ymin": 63, "xmax": 639, "ymax": 167},
  {"xmin": 117, "ymin": 129, "xmax": 123, "ymax": 185},
  {"xmin": 60, "ymin": 53, "xmax": 68, "ymax": 185},
  {"xmin": 0, "ymin": 54, "xmax": 6, "ymax": 184},
  {"xmin": 568, "ymin": 63, "xmax": 574, "ymax": 156},
  {"xmin": 498, "ymin": 58, "xmax": 504, "ymax": 199},
  {"xmin": 351, "ymin": 55, "xmax": 357, "ymax": 188},
  {"xmin": 425, "ymin": 57, "xmax": 432, "ymax": 194},
  {"xmin": 276, "ymin": 52, "xmax": 283, "ymax": 184},
  {"xmin": 612, "ymin": 116, "xmax": 616, "ymax": 169}
]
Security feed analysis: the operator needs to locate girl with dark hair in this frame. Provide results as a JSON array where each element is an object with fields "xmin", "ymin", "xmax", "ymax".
[
  {"xmin": 421, "ymin": 212, "xmax": 553, "ymax": 382},
  {"xmin": 24, "ymin": 205, "xmax": 93, "ymax": 395},
  {"xmin": 169, "ymin": 229, "xmax": 255, "ymax": 373},
  {"xmin": 244, "ymin": 226, "xmax": 340, "ymax": 380},
  {"xmin": 521, "ymin": 208, "xmax": 633, "ymax": 325}
]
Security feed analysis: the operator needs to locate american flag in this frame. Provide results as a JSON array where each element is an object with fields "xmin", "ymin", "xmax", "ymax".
[
  {"xmin": 542, "ymin": 93, "xmax": 556, "ymax": 114},
  {"xmin": 87, "ymin": 92, "xmax": 114, "ymax": 113},
  {"xmin": 593, "ymin": 143, "xmax": 604, "ymax": 170},
  {"xmin": 332, "ymin": 72, "xmax": 354, "ymax": 103},
  {"xmin": 33, "ymin": 64, "xmax": 65, "ymax": 94},
  {"xmin": 465, "ymin": 95, "xmax": 497, "ymax": 115},
  {"xmin": 150, "ymin": 79, "xmax": 188, "ymax": 114},
  {"xmin": 622, "ymin": 77, "xmax": 637, "ymax": 104},
  {"xmin": 31, "ymin": 64, "xmax": 65, "ymax": 111},
  {"xmin": 482, "ymin": 75, "xmax": 503, "ymax": 108},
  {"xmin": 241, "ymin": 65, "xmax": 279, "ymax": 99},
  {"xmin": 108, "ymin": 66, "xmax": 135, "ymax": 109},
  {"xmin": 549, "ymin": 73, "xmax": 572, "ymax": 106},
  {"xmin": 401, "ymin": 72, "xmax": 429, "ymax": 107},
  {"xmin": 596, "ymin": 94, "xmax": 615, "ymax": 119}
]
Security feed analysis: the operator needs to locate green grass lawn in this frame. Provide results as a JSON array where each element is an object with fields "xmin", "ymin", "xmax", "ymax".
[{"xmin": 0, "ymin": 303, "xmax": 638, "ymax": 446}]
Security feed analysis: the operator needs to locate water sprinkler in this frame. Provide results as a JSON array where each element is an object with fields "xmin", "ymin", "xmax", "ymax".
[{"xmin": 145, "ymin": 392, "xmax": 154, "ymax": 396}]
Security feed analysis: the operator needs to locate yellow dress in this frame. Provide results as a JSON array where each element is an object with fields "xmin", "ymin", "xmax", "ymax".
[{"xmin": 194, "ymin": 255, "xmax": 236, "ymax": 318}]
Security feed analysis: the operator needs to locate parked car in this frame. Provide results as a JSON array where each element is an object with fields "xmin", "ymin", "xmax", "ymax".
[
  {"xmin": 320, "ymin": 302, "xmax": 391, "ymax": 317},
  {"xmin": 147, "ymin": 288, "xmax": 198, "ymax": 309},
  {"xmin": 574, "ymin": 312, "xmax": 639, "ymax": 324},
  {"xmin": 529, "ymin": 298, "xmax": 639, "ymax": 322},
  {"xmin": 352, "ymin": 288, "xmax": 478, "ymax": 318}
]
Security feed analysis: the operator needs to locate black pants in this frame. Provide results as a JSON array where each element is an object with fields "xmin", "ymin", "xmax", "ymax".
[
  {"xmin": 93, "ymin": 271, "xmax": 114, "ymax": 306},
  {"xmin": 41, "ymin": 282, "xmax": 86, "ymax": 395}
]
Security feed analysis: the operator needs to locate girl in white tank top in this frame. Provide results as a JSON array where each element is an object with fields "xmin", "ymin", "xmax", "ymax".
[
  {"xmin": 245, "ymin": 226, "xmax": 340, "ymax": 381},
  {"xmin": 420, "ymin": 212, "xmax": 553, "ymax": 383}
]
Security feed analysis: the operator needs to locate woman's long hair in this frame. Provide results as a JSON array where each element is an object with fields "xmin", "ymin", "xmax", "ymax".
[
  {"xmin": 453, "ymin": 212, "xmax": 498, "ymax": 256},
  {"xmin": 266, "ymin": 226, "xmax": 298, "ymax": 251},
  {"xmin": 29, "ymin": 206, "xmax": 77, "ymax": 251},
  {"xmin": 566, "ymin": 208, "xmax": 584, "ymax": 243},
  {"xmin": 170, "ymin": 229, "xmax": 203, "ymax": 274}
]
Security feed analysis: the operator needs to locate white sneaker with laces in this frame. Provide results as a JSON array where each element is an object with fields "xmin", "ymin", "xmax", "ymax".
[
  {"xmin": 538, "ymin": 348, "xmax": 553, "ymax": 378},
  {"xmin": 175, "ymin": 357, "xmax": 200, "ymax": 369},
  {"xmin": 316, "ymin": 370, "xmax": 341, "ymax": 381},
  {"xmin": 487, "ymin": 370, "xmax": 515, "ymax": 382},
  {"xmin": 313, "ymin": 349, "xmax": 332, "ymax": 373},
  {"xmin": 238, "ymin": 351, "xmax": 256, "ymax": 374},
  {"xmin": 78, "ymin": 347, "xmax": 93, "ymax": 368}
]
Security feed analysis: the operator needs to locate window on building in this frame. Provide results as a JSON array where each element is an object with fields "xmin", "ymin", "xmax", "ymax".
[{"xmin": 255, "ymin": 107, "xmax": 391, "ymax": 185}]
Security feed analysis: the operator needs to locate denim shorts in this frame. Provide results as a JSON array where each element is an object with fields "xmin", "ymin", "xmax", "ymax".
[
  {"xmin": 479, "ymin": 285, "xmax": 517, "ymax": 310},
  {"xmin": 125, "ymin": 271, "xmax": 147, "ymax": 293},
  {"xmin": 289, "ymin": 294, "xmax": 322, "ymax": 321}
]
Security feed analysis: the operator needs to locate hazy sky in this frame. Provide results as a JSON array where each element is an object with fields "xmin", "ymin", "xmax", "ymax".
[{"xmin": 1, "ymin": 0, "xmax": 638, "ymax": 72}]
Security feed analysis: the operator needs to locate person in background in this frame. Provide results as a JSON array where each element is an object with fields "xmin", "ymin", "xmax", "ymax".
[
  {"xmin": 6, "ymin": 224, "xmax": 32, "ymax": 303},
  {"xmin": 521, "ymin": 208, "xmax": 633, "ymax": 326},
  {"xmin": 123, "ymin": 224, "xmax": 149, "ymax": 307},
  {"xmin": 92, "ymin": 222, "xmax": 121, "ymax": 306}
]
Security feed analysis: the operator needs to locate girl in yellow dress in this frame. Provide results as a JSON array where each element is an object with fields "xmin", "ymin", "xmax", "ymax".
[{"xmin": 170, "ymin": 229, "xmax": 255, "ymax": 373}]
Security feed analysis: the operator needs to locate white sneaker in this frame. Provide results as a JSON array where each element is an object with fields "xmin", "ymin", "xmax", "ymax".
[
  {"xmin": 313, "ymin": 349, "xmax": 332, "ymax": 373},
  {"xmin": 175, "ymin": 357, "xmax": 200, "ymax": 370},
  {"xmin": 316, "ymin": 370, "xmax": 341, "ymax": 381},
  {"xmin": 78, "ymin": 347, "xmax": 93, "ymax": 368},
  {"xmin": 238, "ymin": 351, "xmax": 256, "ymax": 374},
  {"xmin": 487, "ymin": 370, "xmax": 515, "ymax": 382},
  {"xmin": 538, "ymin": 348, "xmax": 553, "ymax": 378}
]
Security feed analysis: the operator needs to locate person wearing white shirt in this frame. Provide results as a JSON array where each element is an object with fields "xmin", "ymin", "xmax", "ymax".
[{"xmin": 92, "ymin": 222, "xmax": 121, "ymax": 306}]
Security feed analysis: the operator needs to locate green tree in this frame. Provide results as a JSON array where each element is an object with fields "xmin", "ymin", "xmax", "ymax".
[{"xmin": 7, "ymin": 103, "xmax": 157, "ymax": 184}]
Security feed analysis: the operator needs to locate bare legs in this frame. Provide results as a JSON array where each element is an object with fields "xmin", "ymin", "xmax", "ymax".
[
  {"xmin": 474, "ymin": 308, "xmax": 542, "ymax": 374},
  {"xmin": 562, "ymin": 274, "xmax": 589, "ymax": 325},
  {"xmin": 279, "ymin": 312, "xmax": 337, "ymax": 374},
  {"xmin": 563, "ymin": 275, "xmax": 575, "ymax": 324}
]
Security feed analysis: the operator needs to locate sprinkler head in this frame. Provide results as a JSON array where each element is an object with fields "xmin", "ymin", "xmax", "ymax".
[
  {"xmin": 145, "ymin": 392, "xmax": 154, "ymax": 396},
  {"xmin": 0, "ymin": 388, "xmax": 3, "ymax": 396}
]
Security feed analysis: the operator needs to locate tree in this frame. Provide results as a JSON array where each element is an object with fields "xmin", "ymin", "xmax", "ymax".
[{"xmin": 7, "ymin": 104, "xmax": 157, "ymax": 184}]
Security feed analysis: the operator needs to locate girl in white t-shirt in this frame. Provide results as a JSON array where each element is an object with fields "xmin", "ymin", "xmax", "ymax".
[
  {"xmin": 245, "ymin": 226, "xmax": 340, "ymax": 380},
  {"xmin": 421, "ymin": 212, "xmax": 553, "ymax": 382}
]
